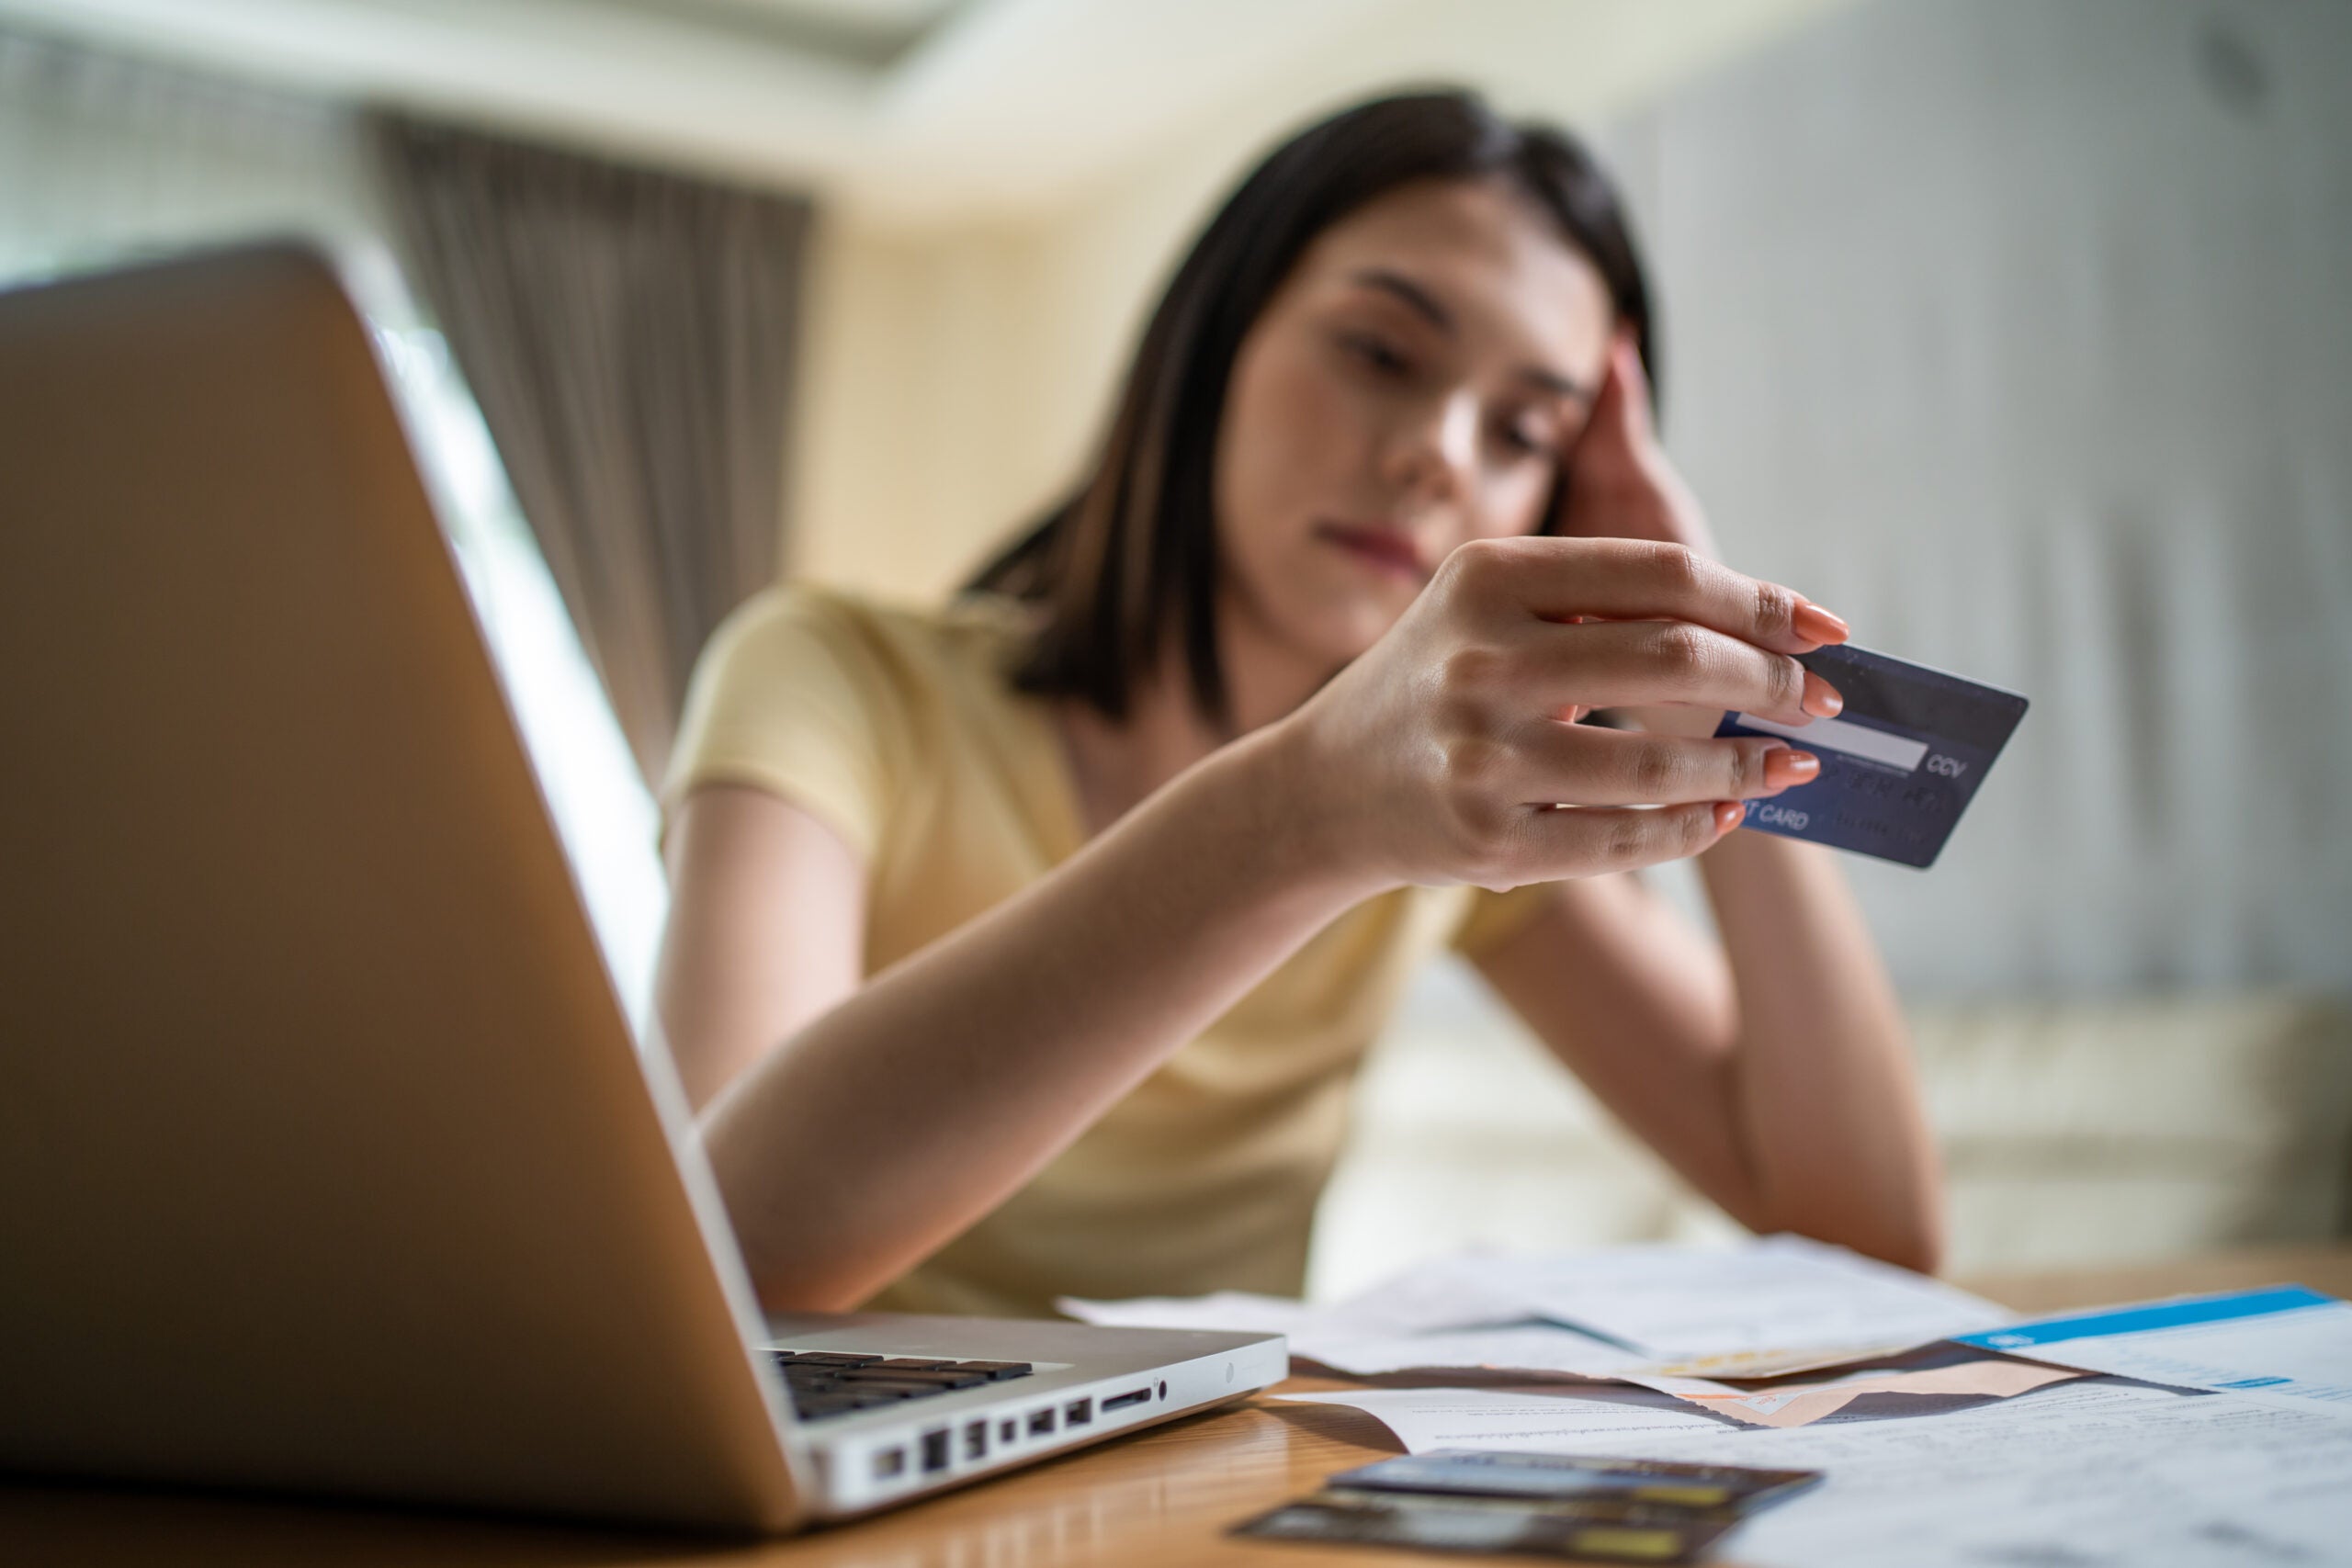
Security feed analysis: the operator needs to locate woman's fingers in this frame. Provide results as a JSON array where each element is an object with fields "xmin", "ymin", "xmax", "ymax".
[
  {"xmin": 1444, "ymin": 534, "xmax": 1847, "ymax": 657},
  {"xmin": 1497, "ymin": 618, "xmax": 1834, "ymax": 727},
  {"xmin": 1510, "ymin": 798, "xmax": 1744, "ymax": 880},
  {"xmin": 1555, "ymin": 334, "xmax": 1650, "ymax": 501},
  {"xmin": 1567, "ymin": 333, "xmax": 1651, "ymax": 476},
  {"xmin": 1498, "ymin": 724, "xmax": 1817, "ymax": 807}
]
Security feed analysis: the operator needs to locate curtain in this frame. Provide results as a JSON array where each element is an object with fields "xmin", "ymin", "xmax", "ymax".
[{"xmin": 372, "ymin": 116, "xmax": 812, "ymax": 786}]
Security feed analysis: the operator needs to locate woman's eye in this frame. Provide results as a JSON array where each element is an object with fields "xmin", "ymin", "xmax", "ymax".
[
  {"xmin": 1341, "ymin": 332, "xmax": 1411, "ymax": 377},
  {"xmin": 1494, "ymin": 420, "xmax": 1548, "ymax": 457}
]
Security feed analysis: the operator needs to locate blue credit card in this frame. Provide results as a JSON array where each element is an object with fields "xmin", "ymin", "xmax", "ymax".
[{"xmin": 1713, "ymin": 644, "xmax": 2028, "ymax": 869}]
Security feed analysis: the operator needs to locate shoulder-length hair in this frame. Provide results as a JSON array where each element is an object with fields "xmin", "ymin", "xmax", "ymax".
[{"xmin": 966, "ymin": 89, "xmax": 1657, "ymax": 729}]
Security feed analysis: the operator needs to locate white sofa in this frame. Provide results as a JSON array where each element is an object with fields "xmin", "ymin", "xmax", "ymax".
[{"xmin": 1306, "ymin": 959, "xmax": 2352, "ymax": 1300}]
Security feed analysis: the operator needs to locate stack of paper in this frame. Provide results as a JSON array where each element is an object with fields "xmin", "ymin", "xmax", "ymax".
[
  {"xmin": 1276, "ymin": 1382, "xmax": 2352, "ymax": 1566},
  {"xmin": 1076, "ymin": 1242, "xmax": 2352, "ymax": 1553},
  {"xmin": 1266, "ymin": 1280, "xmax": 2352, "ymax": 1564},
  {"xmin": 1065, "ymin": 1235, "xmax": 2047, "ymax": 1427}
]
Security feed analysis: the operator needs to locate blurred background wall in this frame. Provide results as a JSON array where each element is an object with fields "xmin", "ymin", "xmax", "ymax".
[{"xmin": 4, "ymin": 0, "xmax": 2345, "ymax": 1290}]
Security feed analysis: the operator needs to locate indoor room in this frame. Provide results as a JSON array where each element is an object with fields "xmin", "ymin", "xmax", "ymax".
[{"xmin": 2, "ymin": 0, "xmax": 2346, "ymax": 1562}]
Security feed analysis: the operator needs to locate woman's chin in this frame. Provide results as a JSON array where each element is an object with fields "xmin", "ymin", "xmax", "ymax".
[
  {"xmin": 1293, "ymin": 599, "xmax": 1409, "ymax": 669},
  {"xmin": 1232, "ymin": 570, "xmax": 1418, "ymax": 673}
]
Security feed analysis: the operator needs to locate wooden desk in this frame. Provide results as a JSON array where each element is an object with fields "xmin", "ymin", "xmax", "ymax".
[{"xmin": 7, "ymin": 1246, "xmax": 2346, "ymax": 1565}]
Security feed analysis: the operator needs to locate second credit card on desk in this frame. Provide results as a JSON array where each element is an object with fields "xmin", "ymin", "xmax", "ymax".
[
  {"xmin": 1233, "ymin": 1450, "xmax": 1823, "ymax": 1562},
  {"xmin": 1715, "ymin": 643, "xmax": 2029, "ymax": 869},
  {"xmin": 1235, "ymin": 1488, "xmax": 1739, "ymax": 1562}
]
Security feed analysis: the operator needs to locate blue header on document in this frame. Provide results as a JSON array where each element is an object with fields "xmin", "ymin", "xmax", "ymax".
[
  {"xmin": 1955, "ymin": 1284, "xmax": 2352, "ymax": 1417},
  {"xmin": 1955, "ymin": 1286, "xmax": 2335, "ymax": 1352}
]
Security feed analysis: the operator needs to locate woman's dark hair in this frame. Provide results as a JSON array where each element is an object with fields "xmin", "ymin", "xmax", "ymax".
[{"xmin": 966, "ymin": 88, "xmax": 1657, "ymax": 728}]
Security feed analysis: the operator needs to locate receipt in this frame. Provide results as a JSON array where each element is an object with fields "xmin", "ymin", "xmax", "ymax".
[{"xmin": 1280, "ymin": 1381, "xmax": 2352, "ymax": 1566}]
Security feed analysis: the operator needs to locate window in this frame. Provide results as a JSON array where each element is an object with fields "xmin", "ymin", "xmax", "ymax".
[{"xmin": 0, "ymin": 32, "xmax": 669, "ymax": 1027}]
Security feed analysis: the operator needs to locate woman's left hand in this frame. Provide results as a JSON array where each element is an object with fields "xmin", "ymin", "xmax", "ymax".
[
  {"xmin": 1487, "ymin": 336, "xmax": 1938, "ymax": 1273},
  {"xmin": 1557, "ymin": 333, "xmax": 1792, "ymax": 739},
  {"xmin": 1556, "ymin": 332, "xmax": 1720, "ymax": 561}
]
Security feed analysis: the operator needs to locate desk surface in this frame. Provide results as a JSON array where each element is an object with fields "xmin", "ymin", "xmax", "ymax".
[{"xmin": 8, "ymin": 1244, "xmax": 2347, "ymax": 1566}]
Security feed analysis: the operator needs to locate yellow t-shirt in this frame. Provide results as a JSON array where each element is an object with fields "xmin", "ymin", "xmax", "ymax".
[{"xmin": 662, "ymin": 584, "xmax": 1544, "ymax": 1317}]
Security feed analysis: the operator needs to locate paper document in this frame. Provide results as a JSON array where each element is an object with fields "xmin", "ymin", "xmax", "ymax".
[
  {"xmin": 1065, "ymin": 1235, "xmax": 2018, "ymax": 1426},
  {"xmin": 1282, "ymin": 1333, "xmax": 2083, "ymax": 1428},
  {"xmin": 1956, "ymin": 1284, "xmax": 2352, "ymax": 1415},
  {"xmin": 1281, "ymin": 1381, "xmax": 2352, "ymax": 1566},
  {"xmin": 1282, "ymin": 1324, "xmax": 1650, "ymax": 1380},
  {"xmin": 1281, "ymin": 1384, "xmax": 1733, "ymax": 1450},
  {"xmin": 1430, "ymin": 1235, "xmax": 2010, "ymax": 1359},
  {"xmin": 1058, "ymin": 1289, "xmax": 1314, "ymax": 1338},
  {"xmin": 1064, "ymin": 1235, "xmax": 2008, "ymax": 1359},
  {"xmin": 1663, "ymin": 1357, "xmax": 2081, "ymax": 1428}
]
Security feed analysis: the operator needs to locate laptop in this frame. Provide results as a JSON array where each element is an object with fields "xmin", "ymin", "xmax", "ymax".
[{"xmin": 0, "ymin": 243, "xmax": 1287, "ymax": 1533}]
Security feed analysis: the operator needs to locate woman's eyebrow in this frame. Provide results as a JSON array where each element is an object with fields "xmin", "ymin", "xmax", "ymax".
[
  {"xmin": 1351, "ymin": 266, "xmax": 1456, "ymax": 333},
  {"xmin": 1348, "ymin": 266, "xmax": 1597, "ymax": 405},
  {"xmin": 1523, "ymin": 366, "xmax": 1598, "ymax": 405}
]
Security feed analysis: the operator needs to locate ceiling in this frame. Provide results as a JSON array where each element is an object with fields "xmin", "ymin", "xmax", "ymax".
[
  {"xmin": 625, "ymin": 0, "xmax": 967, "ymax": 70},
  {"xmin": 0, "ymin": 0, "xmax": 1849, "ymax": 223}
]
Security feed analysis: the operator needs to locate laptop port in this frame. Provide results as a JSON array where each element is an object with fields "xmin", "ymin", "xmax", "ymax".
[
  {"xmin": 1028, "ymin": 1408, "xmax": 1056, "ymax": 1437},
  {"xmin": 999, "ymin": 1417, "xmax": 1017, "ymax": 1443},
  {"xmin": 871, "ymin": 1447, "xmax": 905, "ymax": 1480},
  {"xmin": 921, "ymin": 1428, "xmax": 950, "ymax": 1473},
  {"xmin": 1064, "ymin": 1397, "xmax": 1092, "ymax": 1427},
  {"xmin": 1102, "ymin": 1387, "xmax": 1151, "ymax": 1412},
  {"xmin": 964, "ymin": 1419, "xmax": 989, "ymax": 1461}
]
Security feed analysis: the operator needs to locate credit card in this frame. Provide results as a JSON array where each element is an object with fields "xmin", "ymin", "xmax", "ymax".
[
  {"xmin": 1329, "ymin": 1450, "xmax": 1824, "ymax": 1514},
  {"xmin": 1715, "ymin": 643, "xmax": 2028, "ymax": 869},
  {"xmin": 1232, "ymin": 1487, "xmax": 1737, "ymax": 1562}
]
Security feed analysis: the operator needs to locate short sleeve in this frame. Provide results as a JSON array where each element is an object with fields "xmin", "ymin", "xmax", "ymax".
[
  {"xmin": 660, "ymin": 586, "xmax": 908, "ymax": 862},
  {"xmin": 1449, "ymin": 880, "xmax": 1557, "ymax": 958}
]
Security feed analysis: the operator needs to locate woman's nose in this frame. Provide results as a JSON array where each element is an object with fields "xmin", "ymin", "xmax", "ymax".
[{"xmin": 1381, "ymin": 391, "xmax": 1480, "ymax": 503}]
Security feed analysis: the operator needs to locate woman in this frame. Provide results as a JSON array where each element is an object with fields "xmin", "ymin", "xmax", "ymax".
[{"xmin": 656, "ymin": 91, "xmax": 1941, "ymax": 1318}]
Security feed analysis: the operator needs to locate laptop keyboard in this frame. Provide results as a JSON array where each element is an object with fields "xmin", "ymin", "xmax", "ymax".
[{"xmin": 770, "ymin": 1350, "xmax": 1035, "ymax": 1422}]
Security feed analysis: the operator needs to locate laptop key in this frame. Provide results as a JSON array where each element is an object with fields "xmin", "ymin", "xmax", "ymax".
[
  {"xmin": 838, "ymin": 1368, "xmax": 991, "ymax": 1390},
  {"xmin": 793, "ymin": 1393, "xmax": 904, "ymax": 1421},
  {"xmin": 950, "ymin": 1360, "xmax": 1035, "ymax": 1381},
  {"xmin": 836, "ymin": 1379, "xmax": 968, "ymax": 1397},
  {"xmin": 777, "ymin": 1351, "xmax": 883, "ymax": 1367},
  {"xmin": 870, "ymin": 1358, "xmax": 956, "ymax": 1371}
]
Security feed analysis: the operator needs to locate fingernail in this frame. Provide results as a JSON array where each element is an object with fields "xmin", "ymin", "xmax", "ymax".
[
  {"xmin": 1763, "ymin": 749, "xmax": 1821, "ymax": 790},
  {"xmin": 1713, "ymin": 801, "xmax": 1747, "ymax": 834},
  {"xmin": 1803, "ymin": 671, "xmax": 1844, "ymax": 718},
  {"xmin": 1792, "ymin": 602, "xmax": 1850, "ymax": 645}
]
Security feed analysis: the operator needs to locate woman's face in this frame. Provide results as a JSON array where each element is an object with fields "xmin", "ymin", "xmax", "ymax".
[{"xmin": 1216, "ymin": 175, "xmax": 1614, "ymax": 675}]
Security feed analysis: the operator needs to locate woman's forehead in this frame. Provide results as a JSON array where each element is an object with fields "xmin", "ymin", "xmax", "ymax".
[{"xmin": 1293, "ymin": 177, "xmax": 1612, "ymax": 366}]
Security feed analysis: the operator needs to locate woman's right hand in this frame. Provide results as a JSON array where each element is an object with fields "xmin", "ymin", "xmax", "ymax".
[{"xmin": 1272, "ymin": 535, "xmax": 1849, "ymax": 894}]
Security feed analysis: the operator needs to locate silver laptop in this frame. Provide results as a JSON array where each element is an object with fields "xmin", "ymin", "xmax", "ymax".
[{"xmin": 0, "ymin": 243, "xmax": 1286, "ymax": 1533}]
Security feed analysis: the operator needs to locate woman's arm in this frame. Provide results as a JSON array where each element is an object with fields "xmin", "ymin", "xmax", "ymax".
[
  {"xmin": 662, "ymin": 538, "xmax": 1841, "ymax": 1311},
  {"xmin": 1484, "ymin": 331, "xmax": 1942, "ymax": 1271},
  {"xmin": 670, "ymin": 730, "xmax": 1373, "ymax": 1312},
  {"xmin": 1469, "ymin": 845, "xmax": 1942, "ymax": 1273},
  {"xmin": 658, "ymin": 785, "xmax": 867, "ymax": 1114}
]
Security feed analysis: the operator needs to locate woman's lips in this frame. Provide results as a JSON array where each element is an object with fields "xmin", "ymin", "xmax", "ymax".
[{"xmin": 1315, "ymin": 520, "xmax": 1430, "ymax": 582}]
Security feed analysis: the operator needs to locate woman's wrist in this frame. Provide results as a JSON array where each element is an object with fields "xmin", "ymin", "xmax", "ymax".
[{"xmin": 1192, "ymin": 712, "xmax": 1400, "ymax": 914}]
